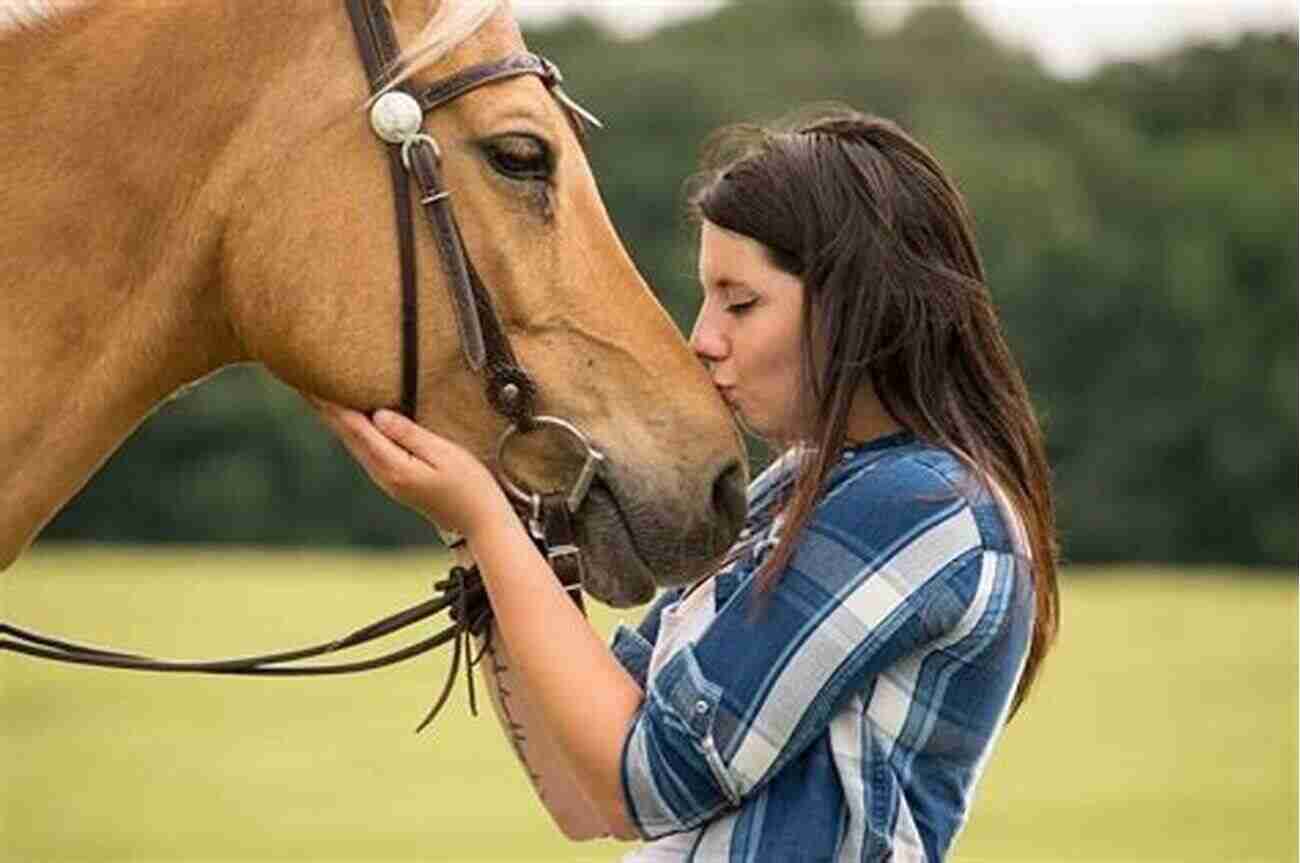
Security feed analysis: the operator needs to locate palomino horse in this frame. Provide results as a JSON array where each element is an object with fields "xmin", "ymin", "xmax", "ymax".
[{"xmin": 0, "ymin": 0, "xmax": 745, "ymax": 607}]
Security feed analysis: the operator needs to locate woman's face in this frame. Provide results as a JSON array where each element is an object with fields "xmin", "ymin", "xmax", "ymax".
[{"xmin": 690, "ymin": 220, "xmax": 807, "ymax": 443}]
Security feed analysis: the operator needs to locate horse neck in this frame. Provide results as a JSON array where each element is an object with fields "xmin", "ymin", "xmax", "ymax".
[{"xmin": 0, "ymin": 2, "xmax": 321, "ymax": 568}]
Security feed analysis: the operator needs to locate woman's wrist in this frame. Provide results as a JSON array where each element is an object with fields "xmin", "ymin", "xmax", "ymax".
[{"xmin": 464, "ymin": 498, "xmax": 530, "ymax": 558}]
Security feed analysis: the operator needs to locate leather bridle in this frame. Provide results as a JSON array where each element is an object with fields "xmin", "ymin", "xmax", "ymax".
[
  {"xmin": 343, "ymin": 0, "xmax": 605, "ymax": 589},
  {"xmin": 0, "ymin": 0, "xmax": 607, "ymax": 733}
]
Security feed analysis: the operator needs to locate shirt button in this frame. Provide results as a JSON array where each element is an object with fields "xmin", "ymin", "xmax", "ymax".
[{"xmin": 694, "ymin": 700, "xmax": 709, "ymax": 715}]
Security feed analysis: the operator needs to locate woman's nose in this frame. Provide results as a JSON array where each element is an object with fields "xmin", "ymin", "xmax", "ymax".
[{"xmin": 689, "ymin": 312, "xmax": 727, "ymax": 366}]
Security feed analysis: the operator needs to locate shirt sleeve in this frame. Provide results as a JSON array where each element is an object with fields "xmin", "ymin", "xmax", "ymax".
[
  {"xmin": 609, "ymin": 447, "xmax": 801, "ymax": 689},
  {"xmin": 618, "ymin": 456, "xmax": 992, "ymax": 839},
  {"xmin": 610, "ymin": 586, "xmax": 682, "ymax": 690}
]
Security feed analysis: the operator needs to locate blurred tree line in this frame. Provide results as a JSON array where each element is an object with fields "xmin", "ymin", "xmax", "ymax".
[{"xmin": 45, "ymin": 2, "xmax": 1297, "ymax": 567}]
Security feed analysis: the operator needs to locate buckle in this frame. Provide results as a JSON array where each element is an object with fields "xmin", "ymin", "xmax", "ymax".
[
  {"xmin": 546, "ymin": 542, "xmax": 581, "ymax": 567},
  {"xmin": 537, "ymin": 55, "xmax": 562, "ymax": 86}
]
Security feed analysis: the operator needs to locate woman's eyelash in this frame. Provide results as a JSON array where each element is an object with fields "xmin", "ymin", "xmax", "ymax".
[{"xmin": 727, "ymin": 299, "xmax": 758, "ymax": 314}]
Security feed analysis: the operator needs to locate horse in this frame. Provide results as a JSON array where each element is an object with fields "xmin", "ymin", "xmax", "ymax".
[{"xmin": 0, "ymin": 0, "xmax": 746, "ymax": 608}]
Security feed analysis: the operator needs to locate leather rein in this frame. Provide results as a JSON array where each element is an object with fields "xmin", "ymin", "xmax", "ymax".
[{"xmin": 0, "ymin": 0, "xmax": 605, "ymax": 734}]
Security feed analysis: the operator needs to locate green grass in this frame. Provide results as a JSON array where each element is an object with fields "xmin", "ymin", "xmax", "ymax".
[{"xmin": 3, "ymin": 547, "xmax": 1295, "ymax": 862}]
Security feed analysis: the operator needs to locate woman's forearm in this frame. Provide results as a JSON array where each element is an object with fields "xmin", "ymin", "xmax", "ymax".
[
  {"xmin": 306, "ymin": 404, "xmax": 644, "ymax": 838},
  {"xmin": 447, "ymin": 545, "xmax": 611, "ymax": 838},
  {"xmin": 467, "ymin": 516, "xmax": 644, "ymax": 840},
  {"xmin": 475, "ymin": 626, "xmax": 614, "ymax": 840}
]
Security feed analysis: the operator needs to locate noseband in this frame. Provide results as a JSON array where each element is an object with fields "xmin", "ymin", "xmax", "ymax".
[{"xmin": 0, "ymin": 0, "xmax": 607, "ymax": 734}]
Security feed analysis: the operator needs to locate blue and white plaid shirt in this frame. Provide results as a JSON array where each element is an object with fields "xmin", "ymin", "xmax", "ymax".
[{"xmin": 611, "ymin": 432, "xmax": 1034, "ymax": 862}]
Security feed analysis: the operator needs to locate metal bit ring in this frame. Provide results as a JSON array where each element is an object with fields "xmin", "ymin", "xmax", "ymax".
[{"xmin": 495, "ymin": 416, "xmax": 606, "ymax": 516}]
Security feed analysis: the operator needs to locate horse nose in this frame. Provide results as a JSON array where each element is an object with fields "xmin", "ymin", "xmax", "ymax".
[{"xmin": 711, "ymin": 460, "xmax": 747, "ymax": 544}]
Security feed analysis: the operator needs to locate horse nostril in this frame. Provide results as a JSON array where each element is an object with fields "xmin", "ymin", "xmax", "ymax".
[{"xmin": 711, "ymin": 460, "xmax": 746, "ymax": 541}]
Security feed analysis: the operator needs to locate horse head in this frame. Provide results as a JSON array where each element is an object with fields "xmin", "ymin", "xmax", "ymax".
[
  {"xmin": 0, "ymin": 1, "xmax": 744, "ymax": 603},
  {"xmin": 197, "ymin": 2, "xmax": 749, "ymax": 604}
]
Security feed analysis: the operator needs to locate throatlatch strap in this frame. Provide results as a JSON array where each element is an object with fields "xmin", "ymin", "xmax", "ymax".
[
  {"xmin": 344, "ymin": 0, "xmax": 421, "ymax": 418},
  {"xmin": 387, "ymin": 142, "xmax": 421, "ymax": 420}
]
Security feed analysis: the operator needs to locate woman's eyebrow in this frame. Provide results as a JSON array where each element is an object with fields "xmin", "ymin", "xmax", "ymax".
[
  {"xmin": 708, "ymin": 276, "xmax": 752, "ymax": 293},
  {"xmin": 698, "ymin": 274, "xmax": 756, "ymax": 300}
]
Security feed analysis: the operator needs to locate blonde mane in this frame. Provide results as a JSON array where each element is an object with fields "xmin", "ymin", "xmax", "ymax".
[
  {"xmin": 0, "ymin": 0, "xmax": 80, "ymax": 34},
  {"xmin": 1, "ymin": 0, "xmax": 502, "ymax": 54}
]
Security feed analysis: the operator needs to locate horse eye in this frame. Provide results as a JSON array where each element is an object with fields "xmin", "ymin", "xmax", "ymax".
[{"xmin": 484, "ymin": 134, "xmax": 552, "ymax": 182}]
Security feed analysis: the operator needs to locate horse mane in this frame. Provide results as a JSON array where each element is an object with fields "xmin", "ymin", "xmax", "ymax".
[
  {"xmin": 0, "ymin": 0, "xmax": 80, "ymax": 34},
  {"xmin": 1, "ymin": 0, "xmax": 503, "ymax": 58}
]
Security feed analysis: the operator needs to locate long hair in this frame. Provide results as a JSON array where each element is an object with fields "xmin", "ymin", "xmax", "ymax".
[{"xmin": 688, "ymin": 108, "xmax": 1059, "ymax": 715}]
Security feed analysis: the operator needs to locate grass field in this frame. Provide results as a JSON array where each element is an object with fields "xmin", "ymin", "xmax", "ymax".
[{"xmin": 2, "ymin": 546, "xmax": 1295, "ymax": 862}]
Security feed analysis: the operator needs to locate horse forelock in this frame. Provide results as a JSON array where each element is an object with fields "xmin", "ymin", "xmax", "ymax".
[{"xmin": 392, "ymin": 0, "xmax": 505, "ymax": 87}]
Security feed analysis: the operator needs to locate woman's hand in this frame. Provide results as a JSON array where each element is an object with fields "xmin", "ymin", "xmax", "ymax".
[{"xmin": 312, "ymin": 401, "xmax": 513, "ymax": 540}]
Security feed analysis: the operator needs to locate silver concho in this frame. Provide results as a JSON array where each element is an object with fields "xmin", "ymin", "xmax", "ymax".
[{"xmin": 369, "ymin": 91, "xmax": 424, "ymax": 144}]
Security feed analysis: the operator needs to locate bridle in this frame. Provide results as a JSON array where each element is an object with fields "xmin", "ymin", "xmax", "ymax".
[
  {"xmin": 343, "ymin": 0, "xmax": 604, "ymax": 587},
  {"xmin": 0, "ymin": 0, "xmax": 606, "ymax": 733}
]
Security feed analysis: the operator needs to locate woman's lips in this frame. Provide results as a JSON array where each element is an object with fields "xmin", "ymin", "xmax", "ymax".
[{"xmin": 715, "ymin": 386, "xmax": 740, "ymax": 414}]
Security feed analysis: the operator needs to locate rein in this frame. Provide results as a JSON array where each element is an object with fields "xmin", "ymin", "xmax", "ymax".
[{"xmin": 0, "ymin": 0, "xmax": 606, "ymax": 734}]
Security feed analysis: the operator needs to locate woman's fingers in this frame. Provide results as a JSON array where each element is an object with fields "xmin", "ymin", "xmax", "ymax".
[
  {"xmin": 372, "ymin": 409, "xmax": 454, "ymax": 465},
  {"xmin": 313, "ymin": 403, "xmax": 452, "ymax": 481},
  {"xmin": 324, "ymin": 407, "xmax": 433, "ymax": 494},
  {"xmin": 309, "ymin": 401, "xmax": 508, "ymax": 536}
]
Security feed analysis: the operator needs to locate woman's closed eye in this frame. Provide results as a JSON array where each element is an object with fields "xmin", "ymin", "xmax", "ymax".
[{"xmin": 726, "ymin": 298, "xmax": 758, "ymax": 315}]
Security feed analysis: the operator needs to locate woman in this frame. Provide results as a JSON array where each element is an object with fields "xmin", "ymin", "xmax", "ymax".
[{"xmin": 317, "ymin": 109, "xmax": 1058, "ymax": 862}]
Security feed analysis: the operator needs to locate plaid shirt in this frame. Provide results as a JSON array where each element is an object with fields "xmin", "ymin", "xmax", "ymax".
[{"xmin": 612, "ymin": 432, "xmax": 1034, "ymax": 862}]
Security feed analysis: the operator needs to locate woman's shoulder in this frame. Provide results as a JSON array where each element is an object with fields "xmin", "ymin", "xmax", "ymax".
[
  {"xmin": 813, "ymin": 432, "xmax": 960, "ymax": 505},
  {"xmin": 825, "ymin": 435, "xmax": 1020, "ymax": 558}
]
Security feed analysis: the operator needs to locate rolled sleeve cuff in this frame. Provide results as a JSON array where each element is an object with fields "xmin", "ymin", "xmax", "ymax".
[
  {"xmin": 610, "ymin": 623, "xmax": 654, "ymax": 690},
  {"xmin": 619, "ymin": 646, "xmax": 740, "ymax": 839}
]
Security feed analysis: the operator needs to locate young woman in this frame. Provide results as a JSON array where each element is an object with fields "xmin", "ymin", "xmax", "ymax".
[{"xmin": 316, "ymin": 109, "xmax": 1058, "ymax": 862}]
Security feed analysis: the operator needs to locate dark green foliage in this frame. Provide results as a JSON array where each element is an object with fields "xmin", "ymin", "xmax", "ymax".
[
  {"xmin": 44, "ymin": 367, "xmax": 431, "ymax": 548},
  {"xmin": 46, "ymin": 6, "xmax": 1297, "ymax": 565}
]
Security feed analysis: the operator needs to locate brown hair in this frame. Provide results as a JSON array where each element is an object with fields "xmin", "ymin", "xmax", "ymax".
[{"xmin": 688, "ymin": 108, "xmax": 1059, "ymax": 716}]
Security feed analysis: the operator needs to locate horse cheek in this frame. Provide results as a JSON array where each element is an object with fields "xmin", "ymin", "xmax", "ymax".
[{"xmin": 218, "ymin": 184, "xmax": 399, "ymax": 409}]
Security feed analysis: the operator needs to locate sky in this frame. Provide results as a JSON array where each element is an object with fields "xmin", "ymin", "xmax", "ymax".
[{"xmin": 511, "ymin": 0, "xmax": 1299, "ymax": 79}]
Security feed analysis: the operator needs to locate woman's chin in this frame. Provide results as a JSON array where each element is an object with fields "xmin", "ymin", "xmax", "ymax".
[{"xmin": 733, "ymin": 410, "xmax": 773, "ymax": 444}]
